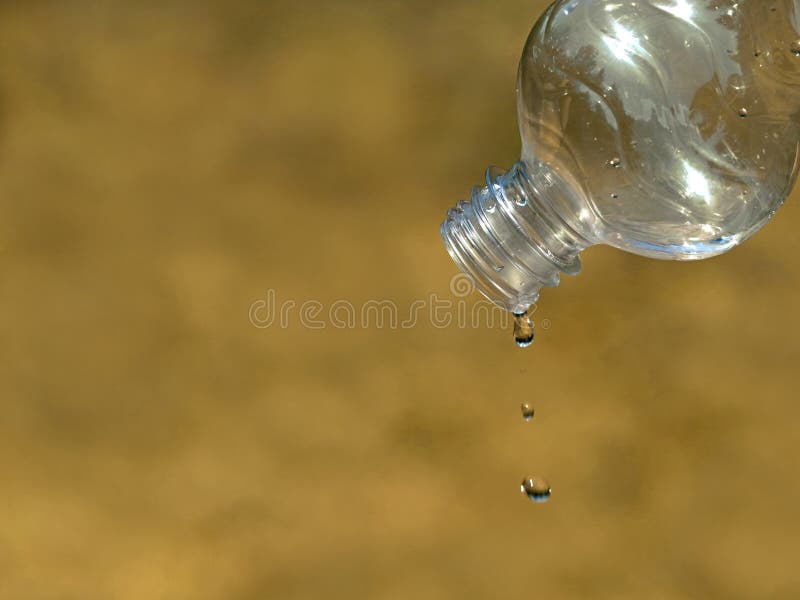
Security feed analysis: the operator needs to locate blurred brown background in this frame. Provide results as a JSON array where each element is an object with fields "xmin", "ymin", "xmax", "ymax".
[{"xmin": 0, "ymin": 1, "xmax": 799, "ymax": 598}]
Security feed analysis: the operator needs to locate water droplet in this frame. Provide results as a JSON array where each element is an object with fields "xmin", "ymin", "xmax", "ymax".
[
  {"xmin": 608, "ymin": 157, "xmax": 621, "ymax": 168},
  {"xmin": 729, "ymin": 74, "xmax": 745, "ymax": 91},
  {"xmin": 738, "ymin": 108, "xmax": 748, "ymax": 118},
  {"xmin": 611, "ymin": 192, "xmax": 619, "ymax": 199},
  {"xmin": 521, "ymin": 476, "xmax": 551, "ymax": 503},
  {"xmin": 494, "ymin": 264, "xmax": 504, "ymax": 272},
  {"xmin": 513, "ymin": 310, "xmax": 535, "ymax": 348},
  {"xmin": 792, "ymin": 41, "xmax": 800, "ymax": 56},
  {"xmin": 754, "ymin": 50, "xmax": 762, "ymax": 57},
  {"xmin": 484, "ymin": 196, "xmax": 497, "ymax": 213},
  {"xmin": 521, "ymin": 403, "xmax": 535, "ymax": 421}
]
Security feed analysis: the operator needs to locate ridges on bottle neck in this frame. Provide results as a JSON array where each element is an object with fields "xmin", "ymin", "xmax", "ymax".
[{"xmin": 440, "ymin": 162, "xmax": 587, "ymax": 313}]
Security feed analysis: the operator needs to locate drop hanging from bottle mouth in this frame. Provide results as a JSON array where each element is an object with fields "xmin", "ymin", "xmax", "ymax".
[{"xmin": 513, "ymin": 309, "xmax": 535, "ymax": 347}]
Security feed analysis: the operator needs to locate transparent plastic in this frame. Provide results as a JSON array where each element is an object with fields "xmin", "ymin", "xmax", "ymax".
[{"xmin": 441, "ymin": 0, "xmax": 800, "ymax": 313}]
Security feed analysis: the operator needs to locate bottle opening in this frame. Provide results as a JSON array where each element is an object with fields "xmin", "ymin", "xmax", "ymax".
[{"xmin": 441, "ymin": 162, "xmax": 584, "ymax": 312}]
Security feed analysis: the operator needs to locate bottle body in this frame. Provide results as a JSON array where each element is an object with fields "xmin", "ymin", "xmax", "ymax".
[
  {"xmin": 442, "ymin": 0, "xmax": 800, "ymax": 310},
  {"xmin": 519, "ymin": 0, "xmax": 800, "ymax": 258}
]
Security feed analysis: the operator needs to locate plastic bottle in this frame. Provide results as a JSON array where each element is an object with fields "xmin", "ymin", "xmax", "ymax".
[{"xmin": 441, "ymin": 0, "xmax": 800, "ymax": 313}]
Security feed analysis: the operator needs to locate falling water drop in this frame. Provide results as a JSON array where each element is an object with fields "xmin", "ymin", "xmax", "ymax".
[
  {"xmin": 521, "ymin": 476, "xmax": 551, "ymax": 503},
  {"xmin": 521, "ymin": 403, "xmax": 535, "ymax": 421},
  {"xmin": 513, "ymin": 310, "xmax": 535, "ymax": 347},
  {"xmin": 738, "ymin": 107, "xmax": 748, "ymax": 118},
  {"xmin": 608, "ymin": 157, "xmax": 621, "ymax": 168}
]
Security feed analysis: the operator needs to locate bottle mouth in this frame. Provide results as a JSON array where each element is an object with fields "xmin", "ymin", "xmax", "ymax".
[
  {"xmin": 440, "ymin": 164, "xmax": 582, "ymax": 312},
  {"xmin": 440, "ymin": 197, "xmax": 542, "ymax": 314}
]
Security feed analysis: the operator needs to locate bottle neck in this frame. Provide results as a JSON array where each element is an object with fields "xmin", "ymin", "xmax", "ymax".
[{"xmin": 440, "ymin": 161, "xmax": 588, "ymax": 313}]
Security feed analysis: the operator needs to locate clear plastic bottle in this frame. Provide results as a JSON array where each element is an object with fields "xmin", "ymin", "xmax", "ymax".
[{"xmin": 441, "ymin": 0, "xmax": 800, "ymax": 313}]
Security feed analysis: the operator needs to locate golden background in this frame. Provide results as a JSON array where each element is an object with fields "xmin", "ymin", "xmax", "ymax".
[{"xmin": 1, "ymin": 1, "xmax": 799, "ymax": 598}]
